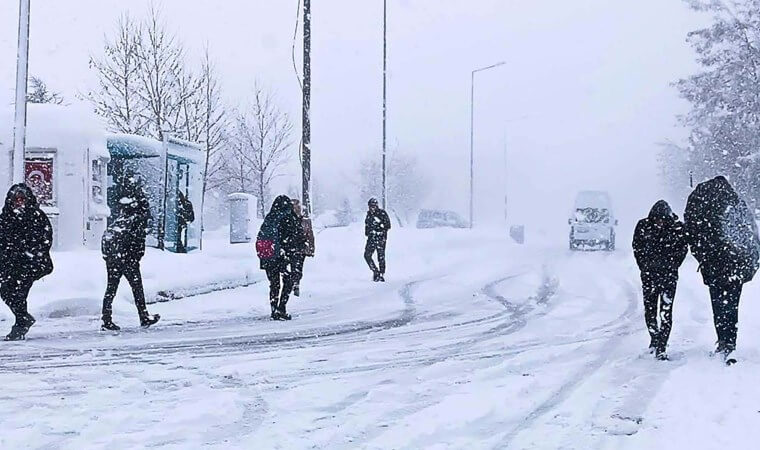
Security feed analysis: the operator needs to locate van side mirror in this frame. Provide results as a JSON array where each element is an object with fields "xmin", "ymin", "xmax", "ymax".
[{"xmin": 568, "ymin": 218, "xmax": 573, "ymax": 225}]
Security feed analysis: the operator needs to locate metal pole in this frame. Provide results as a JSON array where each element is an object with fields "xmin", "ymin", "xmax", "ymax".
[
  {"xmin": 382, "ymin": 0, "xmax": 387, "ymax": 209},
  {"xmin": 12, "ymin": 0, "xmax": 31, "ymax": 184},
  {"xmin": 469, "ymin": 71, "xmax": 474, "ymax": 228},
  {"xmin": 468, "ymin": 61, "xmax": 505, "ymax": 229},
  {"xmin": 302, "ymin": 0, "xmax": 312, "ymax": 218}
]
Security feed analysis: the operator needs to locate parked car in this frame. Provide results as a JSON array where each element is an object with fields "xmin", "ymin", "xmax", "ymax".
[
  {"xmin": 416, "ymin": 209, "xmax": 468, "ymax": 229},
  {"xmin": 568, "ymin": 191, "xmax": 617, "ymax": 251}
]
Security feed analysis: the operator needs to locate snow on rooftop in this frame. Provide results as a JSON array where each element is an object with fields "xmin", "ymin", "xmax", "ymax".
[{"xmin": 0, "ymin": 103, "xmax": 109, "ymax": 159}]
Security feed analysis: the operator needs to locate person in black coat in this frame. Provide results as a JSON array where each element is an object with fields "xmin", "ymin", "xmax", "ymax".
[
  {"xmin": 685, "ymin": 176, "xmax": 760, "ymax": 362},
  {"xmin": 364, "ymin": 198, "xmax": 391, "ymax": 282},
  {"xmin": 176, "ymin": 191, "xmax": 195, "ymax": 253},
  {"xmin": 633, "ymin": 200, "xmax": 688, "ymax": 359},
  {"xmin": 257, "ymin": 195, "xmax": 300, "ymax": 320},
  {"xmin": 100, "ymin": 174, "xmax": 159, "ymax": 330},
  {"xmin": 0, "ymin": 184, "xmax": 53, "ymax": 341}
]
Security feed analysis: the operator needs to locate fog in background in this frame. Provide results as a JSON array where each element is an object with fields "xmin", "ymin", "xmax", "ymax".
[{"xmin": 0, "ymin": 0, "xmax": 706, "ymax": 242}]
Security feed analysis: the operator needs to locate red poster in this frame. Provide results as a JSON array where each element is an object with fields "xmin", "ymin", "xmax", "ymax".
[{"xmin": 25, "ymin": 159, "xmax": 54, "ymax": 207}]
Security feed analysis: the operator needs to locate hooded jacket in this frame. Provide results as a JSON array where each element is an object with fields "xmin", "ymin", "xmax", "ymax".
[
  {"xmin": 257, "ymin": 195, "xmax": 301, "ymax": 269},
  {"xmin": 102, "ymin": 178, "xmax": 152, "ymax": 264},
  {"xmin": 0, "ymin": 184, "xmax": 54, "ymax": 282},
  {"xmin": 365, "ymin": 208, "xmax": 392, "ymax": 237},
  {"xmin": 633, "ymin": 200, "xmax": 688, "ymax": 273},
  {"xmin": 685, "ymin": 176, "xmax": 760, "ymax": 285}
]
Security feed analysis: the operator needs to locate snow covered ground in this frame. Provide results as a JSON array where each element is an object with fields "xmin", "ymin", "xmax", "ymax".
[{"xmin": 1, "ymin": 225, "xmax": 759, "ymax": 449}]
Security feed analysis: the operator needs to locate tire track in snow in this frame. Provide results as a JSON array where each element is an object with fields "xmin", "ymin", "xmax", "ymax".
[
  {"xmin": 0, "ymin": 279, "xmax": 421, "ymax": 372},
  {"xmin": 498, "ymin": 279, "xmax": 641, "ymax": 448},
  {"xmin": 330, "ymin": 271, "xmax": 559, "ymax": 449}
]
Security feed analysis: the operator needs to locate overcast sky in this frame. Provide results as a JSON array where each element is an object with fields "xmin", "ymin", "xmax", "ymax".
[{"xmin": 0, "ymin": 0, "xmax": 707, "ymax": 232}]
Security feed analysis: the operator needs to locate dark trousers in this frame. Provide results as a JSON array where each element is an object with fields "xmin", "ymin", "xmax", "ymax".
[
  {"xmin": 176, "ymin": 224, "xmax": 187, "ymax": 253},
  {"xmin": 0, "ymin": 277, "xmax": 34, "ymax": 328},
  {"xmin": 708, "ymin": 281, "xmax": 742, "ymax": 352},
  {"xmin": 364, "ymin": 234, "xmax": 387, "ymax": 275},
  {"xmin": 266, "ymin": 261, "xmax": 294, "ymax": 306},
  {"xmin": 291, "ymin": 254, "xmax": 306, "ymax": 286},
  {"xmin": 102, "ymin": 261, "xmax": 148, "ymax": 321},
  {"xmin": 641, "ymin": 270, "xmax": 678, "ymax": 352}
]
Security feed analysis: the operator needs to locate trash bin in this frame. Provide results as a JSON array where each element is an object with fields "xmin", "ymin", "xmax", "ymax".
[{"xmin": 228, "ymin": 193, "xmax": 258, "ymax": 244}]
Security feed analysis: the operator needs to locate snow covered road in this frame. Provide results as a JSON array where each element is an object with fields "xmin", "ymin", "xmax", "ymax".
[{"xmin": 1, "ymin": 227, "xmax": 760, "ymax": 449}]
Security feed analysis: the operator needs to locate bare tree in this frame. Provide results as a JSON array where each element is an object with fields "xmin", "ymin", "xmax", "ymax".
[
  {"xmin": 360, "ymin": 151, "xmax": 430, "ymax": 225},
  {"xmin": 218, "ymin": 86, "xmax": 293, "ymax": 217},
  {"xmin": 135, "ymin": 3, "xmax": 189, "ymax": 140},
  {"xmin": 27, "ymin": 76, "xmax": 64, "ymax": 104},
  {"xmin": 86, "ymin": 14, "xmax": 148, "ymax": 134},
  {"xmin": 196, "ymin": 47, "xmax": 228, "ymax": 225}
]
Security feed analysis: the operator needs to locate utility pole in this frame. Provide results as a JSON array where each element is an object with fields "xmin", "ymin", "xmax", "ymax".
[
  {"xmin": 469, "ymin": 61, "xmax": 505, "ymax": 228},
  {"xmin": 382, "ymin": 0, "xmax": 387, "ymax": 209},
  {"xmin": 302, "ymin": 0, "xmax": 312, "ymax": 217},
  {"xmin": 12, "ymin": 0, "xmax": 31, "ymax": 184}
]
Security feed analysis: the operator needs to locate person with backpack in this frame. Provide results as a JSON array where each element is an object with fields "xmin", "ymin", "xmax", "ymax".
[
  {"xmin": 364, "ymin": 198, "xmax": 391, "ymax": 282},
  {"xmin": 685, "ymin": 176, "xmax": 760, "ymax": 364},
  {"xmin": 632, "ymin": 200, "xmax": 688, "ymax": 360},
  {"xmin": 257, "ymin": 195, "xmax": 300, "ymax": 320},
  {"xmin": 290, "ymin": 198, "xmax": 315, "ymax": 297},
  {"xmin": 176, "ymin": 191, "xmax": 195, "ymax": 253},
  {"xmin": 0, "ymin": 184, "xmax": 53, "ymax": 341},
  {"xmin": 100, "ymin": 174, "xmax": 160, "ymax": 331}
]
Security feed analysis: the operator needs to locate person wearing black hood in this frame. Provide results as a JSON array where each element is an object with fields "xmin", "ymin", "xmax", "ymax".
[
  {"xmin": 0, "ymin": 184, "xmax": 53, "ymax": 341},
  {"xmin": 100, "ymin": 173, "xmax": 159, "ymax": 330},
  {"xmin": 364, "ymin": 198, "xmax": 391, "ymax": 282},
  {"xmin": 257, "ymin": 195, "xmax": 300, "ymax": 320},
  {"xmin": 685, "ymin": 176, "xmax": 760, "ymax": 364},
  {"xmin": 633, "ymin": 200, "xmax": 688, "ymax": 359}
]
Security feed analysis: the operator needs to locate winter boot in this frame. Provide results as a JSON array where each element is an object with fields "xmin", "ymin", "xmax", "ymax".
[
  {"xmin": 140, "ymin": 314, "xmax": 160, "ymax": 328},
  {"xmin": 101, "ymin": 319, "xmax": 121, "ymax": 331},
  {"xmin": 724, "ymin": 351, "xmax": 738, "ymax": 366},
  {"xmin": 275, "ymin": 303, "xmax": 292, "ymax": 321},
  {"xmin": 378, "ymin": 273, "xmax": 386, "ymax": 282},
  {"xmin": 4, "ymin": 325, "xmax": 26, "ymax": 341},
  {"xmin": 372, "ymin": 271, "xmax": 381, "ymax": 282},
  {"xmin": 647, "ymin": 336, "xmax": 658, "ymax": 354},
  {"xmin": 270, "ymin": 302, "xmax": 279, "ymax": 320}
]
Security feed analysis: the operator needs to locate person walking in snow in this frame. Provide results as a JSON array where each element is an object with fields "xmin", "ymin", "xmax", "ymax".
[
  {"xmin": 257, "ymin": 195, "xmax": 301, "ymax": 320},
  {"xmin": 100, "ymin": 173, "xmax": 159, "ymax": 331},
  {"xmin": 633, "ymin": 200, "xmax": 688, "ymax": 360},
  {"xmin": 290, "ymin": 198, "xmax": 315, "ymax": 297},
  {"xmin": 685, "ymin": 176, "xmax": 760, "ymax": 364},
  {"xmin": 364, "ymin": 198, "xmax": 391, "ymax": 282},
  {"xmin": 0, "ymin": 184, "xmax": 53, "ymax": 341}
]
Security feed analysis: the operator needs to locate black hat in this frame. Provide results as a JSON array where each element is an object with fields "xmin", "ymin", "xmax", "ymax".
[{"xmin": 368, "ymin": 198, "xmax": 378, "ymax": 206}]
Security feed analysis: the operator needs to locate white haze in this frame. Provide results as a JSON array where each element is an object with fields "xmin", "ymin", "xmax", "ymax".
[{"xmin": 0, "ymin": 0, "xmax": 706, "ymax": 240}]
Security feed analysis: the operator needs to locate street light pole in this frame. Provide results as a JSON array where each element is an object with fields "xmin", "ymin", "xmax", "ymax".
[
  {"xmin": 302, "ymin": 0, "xmax": 312, "ymax": 217},
  {"xmin": 382, "ymin": 0, "xmax": 387, "ymax": 209},
  {"xmin": 469, "ymin": 61, "xmax": 505, "ymax": 228},
  {"xmin": 12, "ymin": 0, "xmax": 31, "ymax": 184}
]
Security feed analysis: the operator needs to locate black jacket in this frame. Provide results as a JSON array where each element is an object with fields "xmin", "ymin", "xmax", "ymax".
[
  {"xmin": 102, "ymin": 180, "xmax": 151, "ymax": 264},
  {"xmin": 365, "ymin": 208, "xmax": 391, "ymax": 237},
  {"xmin": 685, "ymin": 176, "xmax": 760, "ymax": 285},
  {"xmin": 0, "ymin": 184, "xmax": 53, "ymax": 282},
  {"xmin": 178, "ymin": 192, "xmax": 195, "ymax": 227},
  {"xmin": 258, "ymin": 195, "xmax": 301, "ymax": 270},
  {"xmin": 633, "ymin": 200, "xmax": 688, "ymax": 274}
]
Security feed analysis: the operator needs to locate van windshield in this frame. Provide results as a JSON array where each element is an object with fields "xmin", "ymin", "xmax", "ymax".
[{"xmin": 574, "ymin": 208, "xmax": 610, "ymax": 223}]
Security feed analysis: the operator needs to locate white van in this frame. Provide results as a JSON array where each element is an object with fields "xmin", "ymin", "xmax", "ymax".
[{"xmin": 568, "ymin": 191, "xmax": 617, "ymax": 251}]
